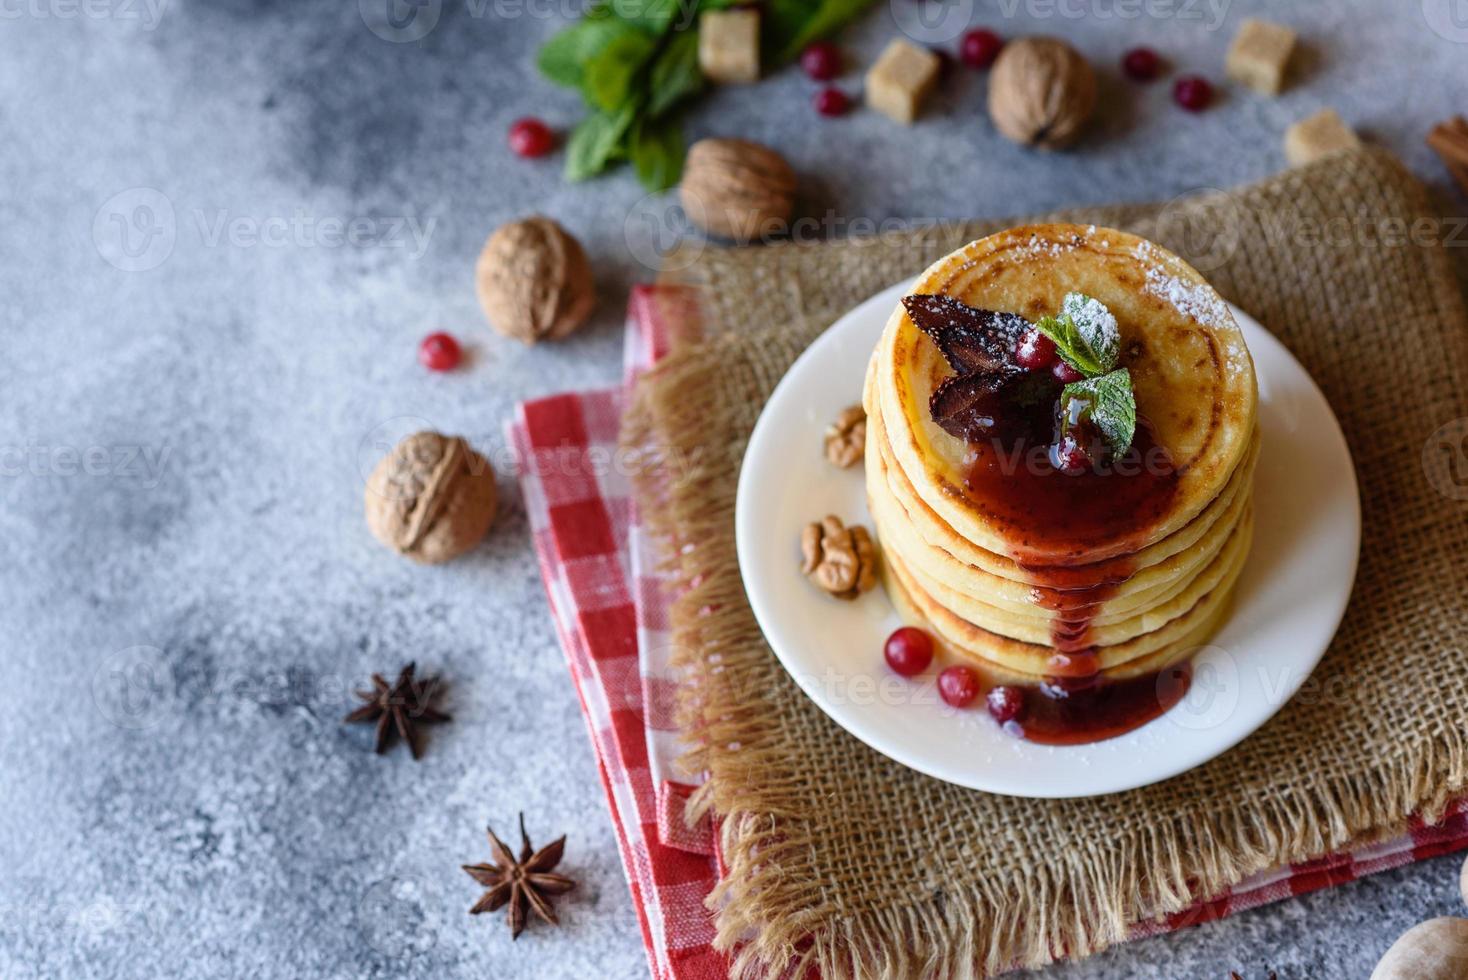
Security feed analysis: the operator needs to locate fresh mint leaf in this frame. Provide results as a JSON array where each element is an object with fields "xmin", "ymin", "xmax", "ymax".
[
  {"xmin": 647, "ymin": 28, "xmax": 703, "ymax": 118},
  {"xmin": 565, "ymin": 104, "xmax": 637, "ymax": 182},
  {"xmin": 1062, "ymin": 368, "xmax": 1136, "ymax": 456},
  {"xmin": 773, "ymin": 0, "xmax": 877, "ymax": 63},
  {"xmin": 610, "ymin": 0, "xmax": 683, "ymax": 32},
  {"xmin": 1034, "ymin": 314, "xmax": 1105, "ymax": 377},
  {"xmin": 1033, "ymin": 293, "xmax": 1120, "ymax": 378},
  {"xmin": 537, "ymin": 15, "xmax": 633, "ymax": 89},
  {"xmin": 630, "ymin": 116, "xmax": 685, "ymax": 191},
  {"xmin": 1060, "ymin": 292, "xmax": 1119, "ymax": 374},
  {"xmin": 584, "ymin": 30, "xmax": 657, "ymax": 112}
]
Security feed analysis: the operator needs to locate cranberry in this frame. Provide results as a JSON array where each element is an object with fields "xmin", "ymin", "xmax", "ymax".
[
  {"xmin": 814, "ymin": 87, "xmax": 851, "ymax": 117},
  {"xmin": 938, "ymin": 666, "xmax": 980, "ymax": 707},
  {"xmin": 960, "ymin": 29, "xmax": 1003, "ymax": 70},
  {"xmin": 508, "ymin": 117, "xmax": 555, "ymax": 158},
  {"xmin": 418, "ymin": 332, "xmax": 462, "ymax": 371},
  {"xmin": 1015, "ymin": 328, "xmax": 1058, "ymax": 371},
  {"xmin": 883, "ymin": 627, "xmax": 934, "ymax": 677},
  {"xmin": 1121, "ymin": 47, "xmax": 1161, "ymax": 82},
  {"xmin": 1050, "ymin": 435, "xmax": 1091, "ymax": 475},
  {"xmin": 1052, "ymin": 359, "xmax": 1085, "ymax": 383},
  {"xmin": 1172, "ymin": 75, "xmax": 1213, "ymax": 112},
  {"xmin": 986, "ymin": 685, "xmax": 1024, "ymax": 723},
  {"xmin": 800, "ymin": 41, "xmax": 841, "ymax": 81}
]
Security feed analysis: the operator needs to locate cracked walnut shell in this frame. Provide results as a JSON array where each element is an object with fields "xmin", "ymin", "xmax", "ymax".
[
  {"xmin": 987, "ymin": 37, "xmax": 1096, "ymax": 149},
  {"xmin": 800, "ymin": 515, "xmax": 877, "ymax": 600},
  {"xmin": 824, "ymin": 405, "xmax": 866, "ymax": 468},
  {"xmin": 365, "ymin": 432, "xmax": 498, "ymax": 564},
  {"xmin": 476, "ymin": 216, "xmax": 597, "ymax": 344}
]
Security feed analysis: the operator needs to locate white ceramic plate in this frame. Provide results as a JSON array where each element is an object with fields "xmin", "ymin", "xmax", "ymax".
[{"xmin": 736, "ymin": 282, "xmax": 1360, "ymax": 798}]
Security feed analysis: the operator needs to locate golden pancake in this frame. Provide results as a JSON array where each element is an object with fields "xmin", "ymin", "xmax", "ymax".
[
  {"xmin": 870, "ymin": 223, "xmax": 1258, "ymax": 565},
  {"xmin": 883, "ymin": 507, "xmax": 1252, "ymax": 682}
]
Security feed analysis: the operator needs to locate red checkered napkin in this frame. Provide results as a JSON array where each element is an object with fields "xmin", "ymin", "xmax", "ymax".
[{"xmin": 508, "ymin": 284, "xmax": 1468, "ymax": 979}]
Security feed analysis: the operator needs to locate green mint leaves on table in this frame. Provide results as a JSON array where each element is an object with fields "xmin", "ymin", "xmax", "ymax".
[
  {"xmin": 1037, "ymin": 292, "xmax": 1137, "ymax": 456},
  {"xmin": 537, "ymin": 0, "xmax": 878, "ymax": 190}
]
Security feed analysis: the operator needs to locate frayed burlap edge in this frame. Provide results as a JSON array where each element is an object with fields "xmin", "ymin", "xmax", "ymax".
[{"xmin": 621, "ymin": 147, "xmax": 1468, "ymax": 978}]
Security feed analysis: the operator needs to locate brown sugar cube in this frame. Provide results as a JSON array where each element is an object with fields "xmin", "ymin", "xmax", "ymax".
[
  {"xmin": 865, "ymin": 39, "xmax": 942, "ymax": 124},
  {"xmin": 1226, "ymin": 18, "xmax": 1297, "ymax": 95},
  {"xmin": 1285, "ymin": 109, "xmax": 1360, "ymax": 167},
  {"xmin": 698, "ymin": 10, "xmax": 760, "ymax": 85}
]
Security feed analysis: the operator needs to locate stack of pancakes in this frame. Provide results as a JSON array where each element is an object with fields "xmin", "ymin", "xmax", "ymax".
[{"xmin": 864, "ymin": 225, "xmax": 1258, "ymax": 686}]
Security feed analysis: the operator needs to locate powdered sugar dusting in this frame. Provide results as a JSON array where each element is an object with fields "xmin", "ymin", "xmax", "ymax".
[{"xmin": 1134, "ymin": 240, "xmax": 1232, "ymax": 330}]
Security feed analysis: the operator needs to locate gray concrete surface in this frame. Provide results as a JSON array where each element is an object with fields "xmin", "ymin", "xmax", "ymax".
[{"xmin": 2, "ymin": 1, "xmax": 1466, "ymax": 977}]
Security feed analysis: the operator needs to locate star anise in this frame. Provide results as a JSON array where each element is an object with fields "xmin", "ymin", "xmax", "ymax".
[
  {"xmin": 343, "ymin": 662, "xmax": 450, "ymax": 759},
  {"xmin": 463, "ymin": 813, "xmax": 576, "ymax": 939}
]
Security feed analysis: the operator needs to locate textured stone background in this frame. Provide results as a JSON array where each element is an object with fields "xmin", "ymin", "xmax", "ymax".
[{"xmin": 2, "ymin": 1, "xmax": 1466, "ymax": 977}]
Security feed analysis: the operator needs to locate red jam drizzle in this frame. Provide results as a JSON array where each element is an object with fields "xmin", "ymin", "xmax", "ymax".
[
  {"xmin": 991, "ymin": 664, "xmax": 1192, "ymax": 746},
  {"xmin": 957, "ymin": 391, "xmax": 1187, "ymax": 743}
]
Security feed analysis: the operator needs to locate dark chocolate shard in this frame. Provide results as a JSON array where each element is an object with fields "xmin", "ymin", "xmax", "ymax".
[
  {"xmin": 901, "ymin": 294, "xmax": 1029, "ymax": 374},
  {"xmin": 930, "ymin": 369, "xmax": 1058, "ymax": 444}
]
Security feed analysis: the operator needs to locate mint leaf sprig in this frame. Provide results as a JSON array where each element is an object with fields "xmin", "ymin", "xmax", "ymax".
[
  {"xmin": 1035, "ymin": 292, "xmax": 1136, "ymax": 456},
  {"xmin": 537, "ymin": 0, "xmax": 881, "ymax": 191}
]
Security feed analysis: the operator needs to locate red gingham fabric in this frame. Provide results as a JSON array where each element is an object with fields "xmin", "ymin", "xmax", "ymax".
[{"xmin": 508, "ymin": 284, "xmax": 1468, "ymax": 979}]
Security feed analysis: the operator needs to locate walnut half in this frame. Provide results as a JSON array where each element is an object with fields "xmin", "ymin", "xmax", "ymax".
[
  {"xmin": 824, "ymin": 404, "xmax": 866, "ymax": 468},
  {"xmin": 800, "ymin": 515, "xmax": 877, "ymax": 600}
]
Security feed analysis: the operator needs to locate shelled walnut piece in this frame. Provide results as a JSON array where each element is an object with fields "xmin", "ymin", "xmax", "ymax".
[
  {"xmin": 801, "ymin": 515, "xmax": 877, "ymax": 599},
  {"xmin": 1428, "ymin": 116, "xmax": 1468, "ymax": 197},
  {"xmin": 699, "ymin": 9, "xmax": 760, "ymax": 84},
  {"xmin": 476, "ymin": 216, "xmax": 596, "ymax": 344},
  {"xmin": 1226, "ymin": 18, "xmax": 1297, "ymax": 95},
  {"xmin": 866, "ymin": 39, "xmax": 942, "ymax": 125},
  {"xmin": 824, "ymin": 405, "xmax": 866, "ymax": 468},
  {"xmin": 1285, "ymin": 109, "xmax": 1359, "ymax": 167},
  {"xmin": 365, "ymin": 432, "xmax": 498, "ymax": 564}
]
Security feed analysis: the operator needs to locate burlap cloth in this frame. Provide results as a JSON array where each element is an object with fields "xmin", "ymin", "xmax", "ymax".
[{"xmin": 622, "ymin": 147, "xmax": 1468, "ymax": 977}]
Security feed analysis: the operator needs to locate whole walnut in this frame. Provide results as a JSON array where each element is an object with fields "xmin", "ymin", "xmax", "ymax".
[
  {"xmin": 1370, "ymin": 918, "xmax": 1468, "ymax": 980},
  {"xmin": 476, "ymin": 216, "xmax": 596, "ymax": 344},
  {"xmin": 988, "ymin": 37, "xmax": 1097, "ymax": 149},
  {"xmin": 365, "ymin": 432, "xmax": 498, "ymax": 564},
  {"xmin": 680, "ymin": 138, "xmax": 796, "ymax": 243}
]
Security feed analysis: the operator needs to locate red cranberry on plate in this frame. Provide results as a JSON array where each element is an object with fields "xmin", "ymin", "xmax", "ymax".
[
  {"xmin": 508, "ymin": 117, "xmax": 555, "ymax": 158},
  {"xmin": 814, "ymin": 87, "xmax": 852, "ymax": 117},
  {"xmin": 1173, "ymin": 75, "xmax": 1213, "ymax": 112},
  {"xmin": 1015, "ymin": 327, "xmax": 1058, "ymax": 371},
  {"xmin": 960, "ymin": 29, "xmax": 1004, "ymax": 70},
  {"xmin": 419, "ymin": 332, "xmax": 462, "ymax": 372},
  {"xmin": 986, "ymin": 685, "xmax": 1025, "ymax": 723},
  {"xmin": 800, "ymin": 41, "xmax": 841, "ymax": 81},
  {"xmin": 884, "ymin": 627, "xmax": 934, "ymax": 677},
  {"xmin": 938, "ymin": 665, "xmax": 980, "ymax": 707},
  {"xmin": 1121, "ymin": 47, "xmax": 1162, "ymax": 82}
]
